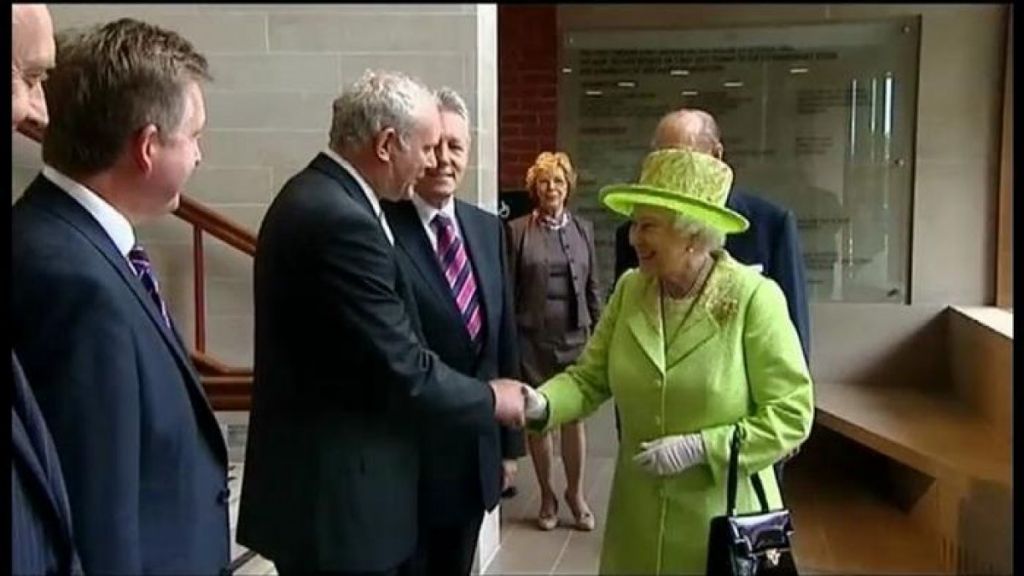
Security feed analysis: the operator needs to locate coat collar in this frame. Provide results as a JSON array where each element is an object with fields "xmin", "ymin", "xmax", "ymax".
[{"xmin": 626, "ymin": 251, "xmax": 741, "ymax": 373}]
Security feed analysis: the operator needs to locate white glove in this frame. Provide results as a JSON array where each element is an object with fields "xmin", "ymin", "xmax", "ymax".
[
  {"xmin": 522, "ymin": 386, "xmax": 549, "ymax": 422},
  {"xmin": 632, "ymin": 433, "xmax": 707, "ymax": 476}
]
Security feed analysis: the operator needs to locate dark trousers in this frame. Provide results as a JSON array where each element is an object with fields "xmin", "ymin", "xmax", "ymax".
[
  {"xmin": 399, "ymin": 514, "xmax": 484, "ymax": 576},
  {"xmin": 613, "ymin": 403, "xmax": 788, "ymax": 486}
]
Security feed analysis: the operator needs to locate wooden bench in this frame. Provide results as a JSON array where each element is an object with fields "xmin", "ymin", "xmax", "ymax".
[
  {"xmin": 814, "ymin": 381, "xmax": 1010, "ymax": 487},
  {"xmin": 801, "ymin": 306, "xmax": 1012, "ymax": 574}
]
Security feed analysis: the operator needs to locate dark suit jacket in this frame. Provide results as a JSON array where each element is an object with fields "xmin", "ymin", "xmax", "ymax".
[
  {"xmin": 613, "ymin": 188, "xmax": 811, "ymax": 361},
  {"xmin": 383, "ymin": 198, "xmax": 525, "ymax": 525},
  {"xmin": 237, "ymin": 153, "xmax": 497, "ymax": 572},
  {"xmin": 506, "ymin": 213, "xmax": 603, "ymax": 334},
  {"xmin": 11, "ymin": 351, "xmax": 81, "ymax": 576},
  {"xmin": 11, "ymin": 176, "xmax": 230, "ymax": 575}
]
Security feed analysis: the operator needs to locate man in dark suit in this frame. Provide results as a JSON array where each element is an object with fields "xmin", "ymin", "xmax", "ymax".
[
  {"xmin": 12, "ymin": 350, "xmax": 80, "ymax": 576},
  {"xmin": 10, "ymin": 6, "xmax": 81, "ymax": 575},
  {"xmin": 612, "ymin": 109, "xmax": 810, "ymax": 483},
  {"xmin": 382, "ymin": 88, "xmax": 525, "ymax": 576},
  {"xmin": 11, "ymin": 19, "xmax": 230, "ymax": 575},
  {"xmin": 237, "ymin": 71, "xmax": 527, "ymax": 576}
]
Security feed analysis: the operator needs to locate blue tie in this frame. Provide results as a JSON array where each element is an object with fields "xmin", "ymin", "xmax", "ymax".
[{"xmin": 128, "ymin": 245, "xmax": 171, "ymax": 328}]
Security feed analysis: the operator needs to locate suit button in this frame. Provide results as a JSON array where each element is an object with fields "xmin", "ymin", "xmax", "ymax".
[
  {"xmin": 217, "ymin": 488, "xmax": 230, "ymax": 505},
  {"xmin": 654, "ymin": 416, "xmax": 662, "ymax": 426}
]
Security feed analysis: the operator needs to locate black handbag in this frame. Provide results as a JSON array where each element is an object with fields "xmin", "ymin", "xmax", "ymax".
[{"xmin": 706, "ymin": 427, "xmax": 798, "ymax": 576}]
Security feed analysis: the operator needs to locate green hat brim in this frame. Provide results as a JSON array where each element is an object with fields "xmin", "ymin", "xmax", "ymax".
[{"xmin": 600, "ymin": 184, "xmax": 750, "ymax": 234}]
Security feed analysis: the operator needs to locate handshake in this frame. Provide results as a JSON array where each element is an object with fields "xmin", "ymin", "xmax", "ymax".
[{"xmin": 488, "ymin": 379, "xmax": 549, "ymax": 428}]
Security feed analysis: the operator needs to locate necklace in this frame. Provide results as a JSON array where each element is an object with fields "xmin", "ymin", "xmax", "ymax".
[
  {"xmin": 659, "ymin": 255, "xmax": 716, "ymax": 358},
  {"xmin": 663, "ymin": 254, "xmax": 713, "ymax": 301}
]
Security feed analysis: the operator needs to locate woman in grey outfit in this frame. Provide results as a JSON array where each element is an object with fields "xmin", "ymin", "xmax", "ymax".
[{"xmin": 506, "ymin": 151, "xmax": 603, "ymax": 531}]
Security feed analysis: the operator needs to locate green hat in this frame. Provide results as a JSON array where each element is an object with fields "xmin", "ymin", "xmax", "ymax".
[{"xmin": 600, "ymin": 149, "xmax": 749, "ymax": 234}]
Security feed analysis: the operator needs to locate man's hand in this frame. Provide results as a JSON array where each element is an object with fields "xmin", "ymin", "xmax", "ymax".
[
  {"xmin": 522, "ymin": 385, "xmax": 549, "ymax": 423},
  {"xmin": 489, "ymin": 379, "xmax": 526, "ymax": 428},
  {"xmin": 501, "ymin": 459, "xmax": 518, "ymax": 492},
  {"xmin": 632, "ymin": 433, "xmax": 706, "ymax": 476}
]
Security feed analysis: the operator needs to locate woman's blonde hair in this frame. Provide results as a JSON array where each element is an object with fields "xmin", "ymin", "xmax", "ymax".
[{"xmin": 525, "ymin": 151, "xmax": 577, "ymax": 202}]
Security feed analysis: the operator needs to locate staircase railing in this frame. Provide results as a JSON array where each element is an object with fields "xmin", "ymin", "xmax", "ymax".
[{"xmin": 16, "ymin": 123, "xmax": 255, "ymax": 411}]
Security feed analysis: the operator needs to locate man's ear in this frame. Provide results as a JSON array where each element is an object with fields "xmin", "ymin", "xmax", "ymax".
[
  {"xmin": 712, "ymin": 142, "xmax": 724, "ymax": 160},
  {"xmin": 374, "ymin": 128, "xmax": 397, "ymax": 163},
  {"xmin": 132, "ymin": 124, "xmax": 160, "ymax": 175}
]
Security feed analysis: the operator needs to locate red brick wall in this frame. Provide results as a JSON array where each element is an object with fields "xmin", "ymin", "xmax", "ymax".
[{"xmin": 498, "ymin": 5, "xmax": 558, "ymax": 190}]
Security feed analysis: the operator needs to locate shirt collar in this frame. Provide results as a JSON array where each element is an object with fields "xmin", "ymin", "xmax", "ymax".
[
  {"xmin": 410, "ymin": 192, "xmax": 457, "ymax": 229},
  {"xmin": 322, "ymin": 148, "xmax": 383, "ymax": 218},
  {"xmin": 41, "ymin": 165, "xmax": 136, "ymax": 258}
]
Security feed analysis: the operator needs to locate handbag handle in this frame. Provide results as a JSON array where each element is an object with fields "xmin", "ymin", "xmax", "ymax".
[{"xmin": 725, "ymin": 426, "xmax": 771, "ymax": 516}]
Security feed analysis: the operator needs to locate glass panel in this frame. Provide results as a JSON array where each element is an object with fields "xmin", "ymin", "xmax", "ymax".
[{"xmin": 558, "ymin": 18, "xmax": 919, "ymax": 302}]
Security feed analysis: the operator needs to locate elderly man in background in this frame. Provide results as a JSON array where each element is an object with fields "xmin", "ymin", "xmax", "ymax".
[
  {"xmin": 11, "ymin": 5, "xmax": 81, "ymax": 575},
  {"xmin": 238, "ymin": 71, "xmax": 527, "ymax": 576},
  {"xmin": 12, "ymin": 17, "xmax": 229, "ymax": 575},
  {"xmin": 383, "ymin": 87, "xmax": 524, "ymax": 576}
]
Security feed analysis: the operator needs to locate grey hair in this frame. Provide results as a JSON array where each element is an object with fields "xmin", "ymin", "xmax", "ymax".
[
  {"xmin": 651, "ymin": 108, "xmax": 721, "ymax": 153},
  {"xmin": 672, "ymin": 212, "xmax": 724, "ymax": 252},
  {"xmin": 435, "ymin": 86, "xmax": 470, "ymax": 123},
  {"xmin": 329, "ymin": 69, "xmax": 436, "ymax": 152}
]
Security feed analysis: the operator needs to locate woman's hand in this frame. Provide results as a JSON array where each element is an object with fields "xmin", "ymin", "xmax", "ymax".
[
  {"xmin": 522, "ymin": 386, "xmax": 549, "ymax": 423},
  {"xmin": 633, "ymin": 433, "xmax": 707, "ymax": 476}
]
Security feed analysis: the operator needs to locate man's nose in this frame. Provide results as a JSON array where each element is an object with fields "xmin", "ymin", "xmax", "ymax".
[{"xmin": 25, "ymin": 85, "xmax": 48, "ymax": 128}]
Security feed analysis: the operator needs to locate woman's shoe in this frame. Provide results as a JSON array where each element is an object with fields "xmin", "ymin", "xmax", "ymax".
[
  {"xmin": 537, "ymin": 496, "xmax": 558, "ymax": 531},
  {"xmin": 565, "ymin": 491, "xmax": 595, "ymax": 531}
]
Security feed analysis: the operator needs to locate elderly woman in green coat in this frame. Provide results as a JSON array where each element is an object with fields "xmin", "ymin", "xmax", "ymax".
[{"xmin": 523, "ymin": 148, "xmax": 814, "ymax": 575}]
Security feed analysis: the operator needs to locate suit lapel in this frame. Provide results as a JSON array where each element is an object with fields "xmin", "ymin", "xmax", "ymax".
[
  {"xmin": 26, "ymin": 178, "xmax": 226, "ymax": 462},
  {"xmin": 664, "ymin": 304, "xmax": 717, "ymax": 370},
  {"xmin": 624, "ymin": 268, "xmax": 723, "ymax": 373},
  {"xmin": 626, "ymin": 276, "xmax": 665, "ymax": 375},
  {"xmin": 665, "ymin": 259, "xmax": 723, "ymax": 370},
  {"xmin": 389, "ymin": 201, "xmax": 462, "ymax": 319}
]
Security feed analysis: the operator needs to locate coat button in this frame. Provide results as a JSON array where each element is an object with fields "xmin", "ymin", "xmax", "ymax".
[
  {"xmin": 217, "ymin": 488, "xmax": 230, "ymax": 505},
  {"xmin": 654, "ymin": 416, "xmax": 662, "ymax": 426}
]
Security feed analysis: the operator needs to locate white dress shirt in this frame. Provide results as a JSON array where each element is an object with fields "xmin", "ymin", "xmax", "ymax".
[
  {"xmin": 41, "ymin": 165, "xmax": 136, "ymax": 262},
  {"xmin": 410, "ymin": 193, "xmax": 463, "ymax": 254},
  {"xmin": 321, "ymin": 148, "xmax": 394, "ymax": 246}
]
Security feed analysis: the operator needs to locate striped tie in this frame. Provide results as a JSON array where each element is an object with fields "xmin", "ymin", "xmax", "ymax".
[
  {"xmin": 128, "ymin": 245, "xmax": 172, "ymax": 329},
  {"xmin": 431, "ymin": 213, "xmax": 482, "ymax": 345}
]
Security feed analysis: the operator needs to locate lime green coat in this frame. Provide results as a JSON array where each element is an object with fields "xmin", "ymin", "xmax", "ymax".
[{"xmin": 538, "ymin": 251, "xmax": 814, "ymax": 575}]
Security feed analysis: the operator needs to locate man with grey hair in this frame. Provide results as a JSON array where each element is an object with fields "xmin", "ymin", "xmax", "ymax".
[
  {"xmin": 383, "ymin": 87, "xmax": 524, "ymax": 576},
  {"xmin": 613, "ymin": 107, "xmax": 810, "ymax": 484},
  {"xmin": 11, "ymin": 5, "xmax": 81, "ymax": 575},
  {"xmin": 238, "ymin": 71, "xmax": 528, "ymax": 576},
  {"xmin": 12, "ymin": 17, "xmax": 228, "ymax": 575}
]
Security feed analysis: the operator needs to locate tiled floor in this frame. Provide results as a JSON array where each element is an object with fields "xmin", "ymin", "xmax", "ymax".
[
  {"xmin": 484, "ymin": 455, "xmax": 614, "ymax": 575},
  {"xmin": 229, "ymin": 450, "xmax": 948, "ymax": 575}
]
